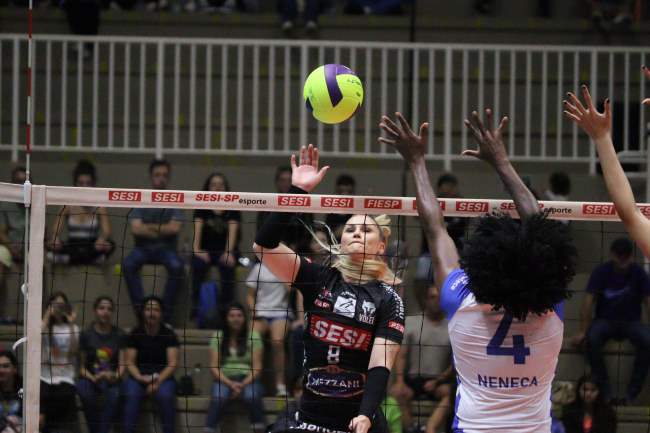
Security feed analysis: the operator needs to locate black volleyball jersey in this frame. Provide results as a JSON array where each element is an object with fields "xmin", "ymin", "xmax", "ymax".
[{"xmin": 292, "ymin": 256, "xmax": 405, "ymax": 426}]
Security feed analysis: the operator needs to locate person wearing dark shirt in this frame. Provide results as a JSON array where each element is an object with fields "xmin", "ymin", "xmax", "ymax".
[
  {"xmin": 562, "ymin": 375, "xmax": 617, "ymax": 433},
  {"xmin": 256, "ymin": 166, "xmax": 313, "ymax": 254},
  {"xmin": 192, "ymin": 173, "xmax": 241, "ymax": 319},
  {"xmin": 324, "ymin": 174, "xmax": 356, "ymax": 239},
  {"xmin": 572, "ymin": 238, "xmax": 650, "ymax": 403},
  {"xmin": 123, "ymin": 159, "xmax": 184, "ymax": 323},
  {"xmin": 77, "ymin": 296, "xmax": 125, "ymax": 433},
  {"xmin": 123, "ymin": 296, "xmax": 179, "ymax": 433},
  {"xmin": 0, "ymin": 350, "xmax": 22, "ymax": 433},
  {"xmin": 256, "ymin": 145, "xmax": 405, "ymax": 433}
]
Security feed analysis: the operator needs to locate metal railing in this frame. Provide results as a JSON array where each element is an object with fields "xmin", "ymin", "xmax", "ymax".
[{"xmin": 2, "ymin": 34, "xmax": 650, "ymax": 172}]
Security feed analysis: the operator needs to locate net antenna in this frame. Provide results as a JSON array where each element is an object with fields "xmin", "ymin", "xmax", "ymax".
[{"xmin": 19, "ymin": 1, "xmax": 36, "ymax": 431}]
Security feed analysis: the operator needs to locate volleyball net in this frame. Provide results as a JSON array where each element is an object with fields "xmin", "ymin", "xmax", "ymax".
[{"xmin": 0, "ymin": 180, "xmax": 645, "ymax": 433}]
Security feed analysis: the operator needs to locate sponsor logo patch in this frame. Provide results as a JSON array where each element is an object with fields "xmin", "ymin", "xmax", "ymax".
[
  {"xmin": 333, "ymin": 292, "xmax": 357, "ymax": 318},
  {"xmin": 364, "ymin": 198, "xmax": 402, "ymax": 209},
  {"xmin": 108, "ymin": 190, "xmax": 142, "ymax": 202},
  {"xmin": 309, "ymin": 315, "xmax": 372, "ymax": 351},
  {"xmin": 388, "ymin": 321, "xmax": 405, "ymax": 333},
  {"xmin": 306, "ymin": 366, "xmax": 365, "ymax": 398},
  {"xmin": 278, "ymin": 195, "xmax": 311, "ymax": 207},
  {"xmin": 582, "ymin": 203, "xmax": 615, "ymax": 215},
  {"xmin": 456, "ymin": 200, "xmax": 489, "ymax": 213},
  {"xmin": 314, "ymin": 299, "xmax": 332, "ymax": 310},
  {"xmin": 152, "ymin": 191, "xmax": 184, "ymax": 203},
  {"xmin": 321, "ymin": 197, "xmax": 354, "ymax": 208},
  {"xmin": 358, "ymin": 300, "xmax": 376, "ymax": 325},
  {"xmin": 195, "ymin": 193, "xmax": 240, "ymax": 202}
]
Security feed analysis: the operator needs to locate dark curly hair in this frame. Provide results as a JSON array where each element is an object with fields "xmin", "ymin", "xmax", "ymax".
[{"xmin": 460, "ymin": 212, "xmax": 577, "ymax": 321}]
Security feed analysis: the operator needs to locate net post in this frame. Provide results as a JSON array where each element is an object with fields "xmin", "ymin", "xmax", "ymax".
[{"xmin": 24, "ymin": 184, "xmax": 45, "ymax": 433}]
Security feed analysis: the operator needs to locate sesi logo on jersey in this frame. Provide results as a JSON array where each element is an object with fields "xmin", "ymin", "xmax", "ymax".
[
  {"xmin": 309, "ymin": 315, "xmax": 372, "ymax": 351},
  {"xmin": 388, "ymin": 321, "xmax": 405, "ymax": 334}
]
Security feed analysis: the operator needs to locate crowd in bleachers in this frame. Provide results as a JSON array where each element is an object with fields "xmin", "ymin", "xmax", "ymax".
[{"xmin": 0, "ymin": 157, "xmax": 649, "ymax": 433}]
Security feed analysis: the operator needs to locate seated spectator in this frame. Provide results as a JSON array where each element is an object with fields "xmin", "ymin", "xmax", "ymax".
[
  {"xmin": 562, "ymin": 375, "xmax": 617, "ymax": 433},
  {"xmin": 123, "ymin": 296, "xmax": 179, "ymax": 433},
  {"xmin": 192, "ymin": 173, "xmax": 240, "ymax": 320},
  {"xmin": 246, "ymin": 260, "xmax": 293, "ymax": 396},
  {"xmin": 0, "ymin": 168, "xmax": 25, "ymax": 323},
  {"xmin": 543, "ymin": 171, "xmax": 571, "ymax": 202},
  {"xmin": 344, "ymin": 0, "xmax": 407, "ymax": 15},
  {"xmin": 278, "ymin": 0, "xmax": 328, "ymax": 35},
  {"xmin": 40, "ymin": 292, "xmax": 79, "ymax": 433},
  {"xmin": 77, "ymin": 296, "xmax": 125, "ymax": 433},
  {"xmin": 381, "ymin": 396, "xmax": 402, "ymax": 433},
  {"xmin": 391, "ymin": 285, "xmax": 452, "ymax": 433},
  {"xmin": 592, "ymin": 0, "xmax": 635, "ymax": 30},
  {"xmin": 49, "ymin": 160, "xmax": 114, "ymax": 265},
  {"xmin": 415, "ymin": 173, "xmax": 467, "ymax": 283},
  {"xmin": 0, "ymin": 350, "xmax": 22, "ymax": 433},
  {"xmin": 257, "ymin": 166, "xmax": 313, "ymax": 254},
  {"xmin": 324, "ymin": 174, "xmax": 356, "ymax": 239},
  {"xmin": 123, "ymin": 159, "xmax": 184, "ymax": 323},
  {"xmin": 205, "ymin": 302, "xmax": 265, "ymax": 433},
  {"xmin": 572, "ymin": 237, "xmax": 650, "ymax": 403}
]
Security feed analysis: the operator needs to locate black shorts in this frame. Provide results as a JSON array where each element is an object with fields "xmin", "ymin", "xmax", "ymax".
[
  {"xmin": 40, "ymin": 381, "xmax": 78, "ymax": 433},
  {"xmin": 405, "ymin": 376, "xmax": 443, "ymax": 400},
  {"xmin": 268, "ymin": 410, "xmax": 388, "ymax": 433}
]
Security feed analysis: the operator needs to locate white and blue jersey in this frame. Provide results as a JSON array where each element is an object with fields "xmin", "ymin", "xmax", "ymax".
[{"xmin": 442, "ymin": 269, "xmax": 563, "ymax": 433}]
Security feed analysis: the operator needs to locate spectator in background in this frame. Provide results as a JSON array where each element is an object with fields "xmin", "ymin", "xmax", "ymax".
[
  {"xmin": 49, "ymin": 160, "xmax": 114, "ymax": 265},
  {"xmin": 415, "ymin": 173, "xmax": 467, "ymax": 283},
  {"xmin": 278, "ymin": 0, "xmax": 326, "ymax": 35},
  {"xmin": 257, "ymin": 166, "xmax": 313, "ymax": 254},
  {"xmin": 246, "ymin": 260, "xmax": 294, "ymax": 397},
  {"xmin": 62, "ymin": 0, "xmax": 100, "ymax": 59},
  {"xmin": 123, "ymin": 159, "xmax": 184, "ymax": 323},
  {"xmin": 192, "ymin": 173, "xmax": 240, "ymax": 320},
  {"xmin": 391, "ymin": 285, "xmax": 452, "ymax": 433},
  {"xmin": 562, "ymin": 374, "xmax": 617, "ymax": 433},
  {"xmin": 324, "ymin": 174, "xmax": 356, "ymax": 239},
  {"xmin": 77, "ymin": 296, "xmax": 125, "ymax": 433},
  {"xmin": 205, "ymin": 302, "xmax": 265, "ymax": 433},
  {"xmin": 544, "ymin": 171, "xmax": 571, "ymax": 202},
  {"xmin": 592, "ymin": 0, "xmax": 635, "ymax": 30},
  {"xmin": 344, "ymin": 0, "xmax": 407, "ymax": 15},
  {"xmin": 123, "ymin": 296, "xmax": 179, "ymax": 433},
  {"xmin": 572, "ymin": 238, "xmax": 650, "ymax": 404},
  {"xmin": 0, "ymin": 350, "xmax": 22, "ymax": 433},
  {"xmin": 40, "ymin": 292, "xmax": 79, "ymax": 433}
]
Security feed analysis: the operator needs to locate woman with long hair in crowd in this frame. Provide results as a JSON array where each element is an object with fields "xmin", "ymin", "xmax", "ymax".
[
  {"xmin": 258, "ymin": 144, "xmax": 405, "ymax": 433},
  {"xmin": 0, "ymin": 350, "xmax": 22, "ymax": 433},
  {"xmin": 205, "ymin": 302, "xmax": 265, "ymax": 432},
  {"xmin": 562, "ymin": 374, "xmax": 617, "ymax": 433}
]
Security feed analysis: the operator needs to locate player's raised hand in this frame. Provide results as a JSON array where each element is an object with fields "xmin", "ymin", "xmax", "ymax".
[
  {"xmin": 462, "ymin": 109, "xmax": 509, "ymax": 167},
  {"xmin": 290, "ymin": 144, "xmax": 330, "ymax": 193},
  {"xmin": 379, "ymin": 112, "xmax": 429, "ymax": 164},
  {"xmin": 563, "ymin": 85, "xmax": 611, "ymax": 140},
  {"xmin": 642, "ymin": 66, "xmax": 650, "ymax": 106}
]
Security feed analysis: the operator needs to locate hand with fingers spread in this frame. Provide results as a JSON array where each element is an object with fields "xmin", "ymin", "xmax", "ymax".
[
  {"xmin": 563, "ymin": 85, "xmax": 612, "ymax": 141},
  {"xmin": 462, "ymin": 109, "xmax": 509, "ymax": 167},
  {"xmin": 290, "ymin": 144, "xmax": 330, "ymax": 193},
  {"xmin": 643, "ymin": 66, "xmax": 650, "ymax": 106},
  {"xmin": 378, "ymin": 113, "xmax": 429, "ymax": 164}
]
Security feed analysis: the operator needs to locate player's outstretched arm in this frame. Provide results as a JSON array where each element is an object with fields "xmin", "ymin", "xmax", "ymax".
[
  {"xmin": 379, "ymin": 113, "xmax": 459, "ymax": 290},
  {"xmin": 564, "ymin": 83, "xmax": 650, "ymax": 258},
  {"xmin": 463, "ymin": 109, "xmax": 540, "ymax": 219},
  {"xmin": 253, "ymin": 144, "xmax": 330, "ymax": 286}
]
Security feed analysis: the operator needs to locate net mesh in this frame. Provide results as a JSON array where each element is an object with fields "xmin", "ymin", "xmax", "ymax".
[{"xmin": 0, "ymin": 184, "xmax": 648, "ymax": 433}]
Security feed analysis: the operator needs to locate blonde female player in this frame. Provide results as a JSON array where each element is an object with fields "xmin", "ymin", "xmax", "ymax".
[
  {"xmin": 380, "ymin": 111, "xmax": 576, "ymax": 432},
  {"xmin": 256, "ymin": 144, "xmax": 405, "ymax": 433},
  {"xmin": 563, "ymin": 69, "xmax": 650, "ymax": 258}
]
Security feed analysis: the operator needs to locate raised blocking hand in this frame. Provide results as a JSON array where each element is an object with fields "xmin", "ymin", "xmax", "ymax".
[
  {"xmin": 379, "ymin": 112, "xmax": 429, "ymax": 164},
  {"xmin": 563, "ymin": 85, "xmax": 611, "ymax": 141},
  {"xmin": 462, "ymin": 109, "xmax": 510, "ymax": 167}
]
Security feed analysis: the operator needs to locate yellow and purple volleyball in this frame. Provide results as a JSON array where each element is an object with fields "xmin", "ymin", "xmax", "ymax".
[{"xmin": 303, "ymin": 64, "xmax": 364, "ymax": 125}]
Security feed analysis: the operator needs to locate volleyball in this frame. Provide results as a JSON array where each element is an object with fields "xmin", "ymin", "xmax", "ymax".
[{"xmin": 303, "ymin": 64, "xmax": 364, "ymax": 124}]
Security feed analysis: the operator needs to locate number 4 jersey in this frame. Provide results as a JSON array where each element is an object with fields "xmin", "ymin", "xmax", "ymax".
[{"xmin": 441, "ymin": 269, "xmax": 564, "ymax": 433}]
